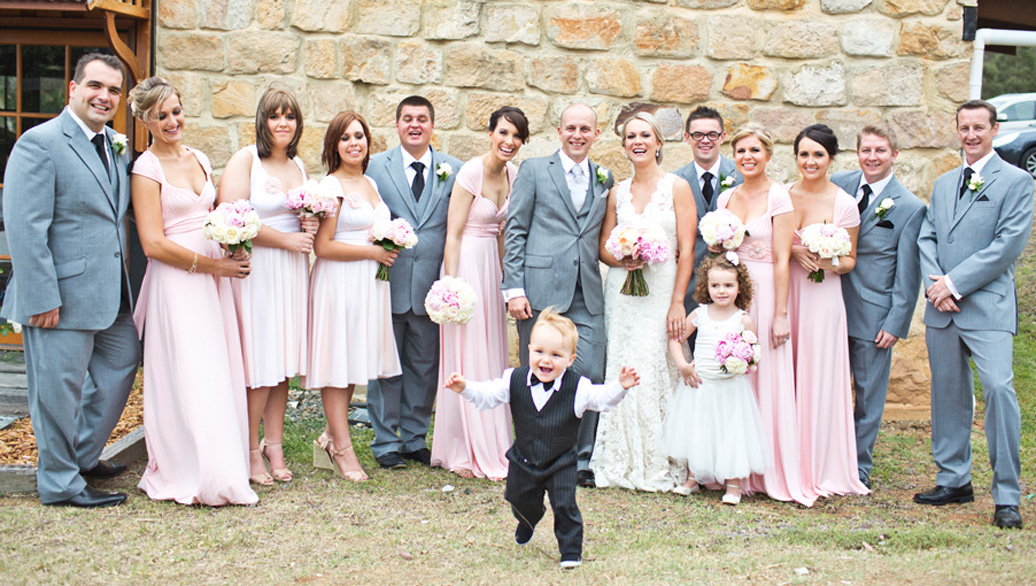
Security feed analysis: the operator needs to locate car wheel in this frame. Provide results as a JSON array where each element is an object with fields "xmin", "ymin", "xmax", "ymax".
[{"xmin": 1024, "ymin": 146, "xmax": 1036, "ymax": 178}]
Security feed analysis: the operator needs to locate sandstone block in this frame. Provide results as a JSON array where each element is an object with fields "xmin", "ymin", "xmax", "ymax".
[
  {"xmin": 934, "ymin": 62, "xmax": 970, "ymax": 102},
  {"xmin": 306, "ymin": 80, "xmax": 359, "ymax": 123},
  {"xmin": 291, "ymin": 0, "xmax": 352, "ymax": 32},
  {"xmin": 651, "ymin": 64, "xmax": 711, "ymax": 104},
  {"xmin": 707, "ymin": 16, "xmax": 759, "ymax": 60},
  {"xmin": 185, "ymin": 125, "xmax": 235, "ymax": 168},
  {"xmin": 587, "ymin": 58, "xmax": 642, "ymax": 98},
  {"xmin": 899, "ymin": 22, "xmax": 966, "ymax": 59},
  {"xmin": 853, "ymin": 63, "xmax": 923, "ymax": 107},
  {"xmin": 444, "ymin": 44, "xmax": 523, "ymax": 91},
  {"xmin": 821, "ymin": 0, "xmax": 872, "ymax": 13},
  {"xmin": 237, "ymin": 121, "xmax": 256, "ymax": 149},
  {"xmin": 814, "ymin": 108, "xmax": 883, "ymax": 149},
  {"xmin": 545, "ymin": 4, "xmax": 623, "ymax": 50},
  {"xmin": 765, "ymin": 21, "xmax": 838, "ymax": 59},
  {"xmin": 528, "ymin": 56, "xmax": 581, "ymax": 94},
  {"xmin": 160, "ymin": 33, "xmax": 225, "ymax": 71},
  {"xmin": 485, "ymin": 4, "xmax": 540, "ymax": 46},
  {"xmin": 396, "ymin": 42, "xmax": 443, "ymax": 85},
  {"xmin": 368, "ymin": 90, "xmax": 461, "ymax": 130},
  {"xmin": 443, "ymin": 133, "xmax": 485, "ymax": 163},
  {"xmin": 157, "ymin": 70, "xmax": 206, "ymax": 115},
  {"xmin": 355, "ymin": 0, "xmax": 420, "ymax": 36},
  {"xmin": 212, "ymin": 80, "xmax": 254, "ymax": 118},
  {"xmin": 257, "ymin": 0, "xmax": 286, "ymax": 29},
  {"xmin": 465, "ymin": 93, "xmax": 549, "ymax": 134},
  {"xmin": 723, "ymin": 63, "xmax": 777, "ymax": 101},
  {"xmin": 634, "ymin": 14, "xmax": 698, "ymax": 58},
  {"xmin": 159, "ymin": 0, "xmax": 197, "ymax": 29},
  {"xmin": 297, "ymin": 122, "xmax": 326, "ymax": 173},
  {"xmin": 593, "ymin": 143, "xmax": 633, "ymax": 183},
  {"xmin": 750, "ymin": 107, "xmax": 815, "ymax": 143},
  {"xmin": 200, "ymin": 0, "xmax": 253, "ymax": 30},
  {"xmin": 783, "ymin": 62, "xmax": 847, "ymax": 107},
  {"xmin": 227, "ymin": 32, "xmax": 298, "ymax": 74},
  {"xmin": 887, "ymin": 109, "xmax": 957, "ymax": 149},
  {"xmin": 886, "ymin": 328, "xmax": 931, "ymax": 415},
  {"xmin": 305, "ymin": 39, "xmax": 338, "ymax": 80},
  {"xmin": 748, "ymin": 0, "xmax": 805, "ymax": 10},
  {"xmin": 703, "ymin": 102, "xmax": 751, "ymax": 134},
  {"xmin": 425, "ymin": 0, "xmax": 483, "ymax": 40},
  {"xmin": 341, "ymin": 36, "xmax": 392, "ymax": 85},
  {"xmin": 671, "ymin": 0, "xmax": 737, "ymax": 8},
  {"xmin": 614, "ymin": 103, "xmax": 684, "ymax": 141},
  {"xmin": 878, "ymin": 0, "xmax": 949, "ymax": 17},
  {"xmin": 841, "ymin": 19, "xmax": 895, "ymax": 57}
]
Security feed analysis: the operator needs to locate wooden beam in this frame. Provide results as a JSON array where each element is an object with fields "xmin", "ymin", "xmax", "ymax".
[
  {"xmin": 89, "ymin": 0, "xmax": 149, "ymax": 20},
  {"xmin": 103, "ymin": 10, "xmax": 143, "ymax": 85},
  {"xmin": 0, "ymin": 1, "xmax": 88, "ymax": 12}
]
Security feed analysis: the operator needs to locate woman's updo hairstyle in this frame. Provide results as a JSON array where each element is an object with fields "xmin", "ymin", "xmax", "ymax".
[
  {"xmin": 128, "ymin": 76, "xmax": 180, "ymax": 122},
  {"xmin": 793, "ymin": 123, "xmax": 839, "ymax": 158}
]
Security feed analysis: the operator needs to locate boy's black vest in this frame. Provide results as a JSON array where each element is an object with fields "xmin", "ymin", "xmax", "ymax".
[{"xmin": 507, "ymin": 366, "xmax": 581, "ymax": 470}]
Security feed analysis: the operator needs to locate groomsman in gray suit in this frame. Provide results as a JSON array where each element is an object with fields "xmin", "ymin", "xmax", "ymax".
[
  {"xmin": 1, "ymin": 54, "xmax": 140, "ymax": 507},
  {"xmin": 831, "ymin": 125, "xmax": 926, "ymax": 489},
  {"xmin": 503, "ymin": 103, "xmax": 613, "ymax": 487},
  {"xmin": 366, "ymin": 96, "xmax": 462, "ymax": 469},
  {"xmin": 915, "ymin": 100, "xmax": 1034, "ymax": 529},
  {"xmin": 673, "ymin": 106, "xmax": 742, "ymax": 312}
]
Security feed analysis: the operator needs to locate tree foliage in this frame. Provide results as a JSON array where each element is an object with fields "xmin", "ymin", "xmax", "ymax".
[{"xmin": 983, "ymin": 46, "xmax": 1036, "ymax": 98}]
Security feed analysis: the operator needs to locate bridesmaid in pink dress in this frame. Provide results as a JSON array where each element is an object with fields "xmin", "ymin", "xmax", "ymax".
[
  {"xmin": 430, "ymin": 107, "xmax": 529, "ymax": 480},
  {"xmin": 219, "ymin": 87, "xmax": 318, "ymax": 486},
  {"xmin": 787, "ymin": 124, "xmax": 869, "ymax": 497},
  {"xmin": 715, "ymin": 125, "xmax": 815, "ymax": 507},
  {"xmin": 129, "ymin": 77, "xmax": 257, "ymax": 506}
]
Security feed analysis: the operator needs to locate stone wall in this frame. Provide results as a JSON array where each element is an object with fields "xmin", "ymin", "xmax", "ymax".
[{"xmin": 156, "ymin": 0, "xmax": 976, "ymax": 415}]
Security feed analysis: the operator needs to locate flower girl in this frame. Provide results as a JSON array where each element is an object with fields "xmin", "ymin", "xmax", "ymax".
[{"xmin": 665, "ymin": 253, "xmax": 770, "ymax": 505}]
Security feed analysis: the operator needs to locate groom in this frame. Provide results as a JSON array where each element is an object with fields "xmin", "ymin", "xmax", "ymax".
[
  {"xmin": 831, "ymin": 125, "xmax": 926, "ymax": 489},
  {"xmin": 503, "ymin": 103, "xmax": 613, "ymax": 488},
  {"xmin": 1, "ymin": 53, "xmax": 140, "ymax": 507},
  {"xmin": 916, "ymin": 100, "xmax": 1033, "ymax": 529},
  {"xmin": 366, "ymin": 95, "xmax": 462, "ymax": 470}
]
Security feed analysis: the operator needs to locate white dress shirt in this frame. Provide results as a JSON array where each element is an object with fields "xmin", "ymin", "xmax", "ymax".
[
  {"xmin": 857, "ymin": 172, "xmax": 894, "ymax": 206},
  {"xmin": 67, "ymin": 106, "xmax": 111, "ymax": 172},
  {"xmin": 460, "ymin": 367, "xmax": 629, "ymax": 417},
  {"xmin": 694, "ymin": 159, "xmax": 722, "ymax": 194},
  {"xmin": 400, "ymin": 146, "xmax": 432, "ymax": 190}
]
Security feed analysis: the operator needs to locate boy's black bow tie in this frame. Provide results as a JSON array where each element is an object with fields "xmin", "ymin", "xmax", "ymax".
[{"xmin": 532, "ymin": 376, "xmax": 555, "ymax": 391}]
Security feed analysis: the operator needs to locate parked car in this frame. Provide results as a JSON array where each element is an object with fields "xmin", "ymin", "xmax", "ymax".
[
  {"xmin": 988, "ymin": 93, "xmax": 1036, "ymax": 133},
  {"xmin": 994, "ymin": 127, "xmax": 1036, "ymax": 178}
]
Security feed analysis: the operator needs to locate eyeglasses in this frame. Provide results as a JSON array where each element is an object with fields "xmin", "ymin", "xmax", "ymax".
[{"xmin": 689, "ymin": 131, "xmax": 722, "ymax": 141}]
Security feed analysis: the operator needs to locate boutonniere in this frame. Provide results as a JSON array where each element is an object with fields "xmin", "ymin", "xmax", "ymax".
[
  {"xmin": 112, "ymin": 133, "xmax": 128, "ymax": 156},
  {"xmin": 874, "ymin": 197, "xmax": 894, "ymax": 220},
  {"xmin": 436, "ymin": 162, "xmax": 452, "ymax": 181},
  {"xmin": 719, "ymin": 174, "xmax": 735, "ymax": 191},
  {"xmin": 966, "ymin": 172, "xmax": 984, "ymax": 194},
  {"xmin": 595, "ymin": 166, "xmax": 610, "ymax": 185}
]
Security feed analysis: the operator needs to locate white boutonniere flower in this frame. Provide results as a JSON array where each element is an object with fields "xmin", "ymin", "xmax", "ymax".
[
  {"xmin": 112, "ymin": 133, "xmax": 128, "ymax": 156},
  {"xmin": 719, "ymin": 174, "xmax": 735, "ymax": 191},
  {"xmin": 436, "ymin": 162, "xmax": 452, "ymax": 181},
  {"xmin": 596, "ymin": 166, "xmax": 610, "ymax": 185},
  {"xmin": 874, "ymin": 197, "xmax": 894, "ymax": 220},
  {"xmin": 967, "ymin": 173, "xmax": 984, "ymax": 193}
]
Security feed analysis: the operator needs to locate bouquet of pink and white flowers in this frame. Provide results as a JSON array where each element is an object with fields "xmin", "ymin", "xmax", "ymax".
[
  {"xmin": 699, "ymin": 209, "xmax": 748, "ymax": 251},
  {"xmin": 799, "ymin": 222, "xmax": 852, "ymax": 283},
  {"xmin": 203, "ymin": 200, "xmax": 262, "ymax": 254},
  {"xmin": 424, "ymin": 276, "xmax": 478, "ymax": 325},
  {"xmin": 715, "ymin": 329, "xmax": 762, "ymax": 376},
  {"xmin": 369, "ymin": 218, "xmax": 418, "ymax": 281},
  {"xmin": 604, "ymin": 222, "xmax": 671, "ymax": 296},
  {"xmin": 286, "ymin": 180, "xmax": 338, "ymax": 219}
]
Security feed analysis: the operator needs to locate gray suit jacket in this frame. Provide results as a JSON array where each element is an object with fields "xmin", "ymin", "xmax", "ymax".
[
  {"xmin": 1, "ymin": 108, "xmax": 132, "ymax": 330},
  {"xmin": 832, "ymin": 170, "xmax": 926, "ymax": 340},
  {"xmin": 502, "ymin": 152, "xmax": 613, "ymax": 315},
  {"xmin": 673, "ymin": 156, "xmax": 741, "ymax": 309},
  {"xmin": 366, "ymin": 146, "xmax": 462, "ymax": 316},
  {"xmin": 917, "ymin": 154, "xmax": 1034, "ymax": 334}
]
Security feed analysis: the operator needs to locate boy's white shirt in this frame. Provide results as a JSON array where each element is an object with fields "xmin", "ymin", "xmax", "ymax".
[{"xmin": 460, "ymin": 367, "xmax": 628, "ymax": 416}]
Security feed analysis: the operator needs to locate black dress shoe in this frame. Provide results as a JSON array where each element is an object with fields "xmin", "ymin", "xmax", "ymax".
[
  {"xmin": 81, "ymin": 460, "xmax": 127, "ymax": 480},
  {"xmin": 913, "ymin": 482, "xmax": 974, "ymax": 506},
  {"xmin": 46, "ymin": 486, "xmax": 126, "ymax": 508},
  {"xmin": 860, "ymin": 475, "xmax": 871, "ymax": 490},
  {"xmin": 400, "ymin": 448, "xmax": 431, "ymax": 466},
  {"xmin": 515, "ymin": 522, "xmax": 534, "ymax": 545},
  {"xmin": 993, "ymin": 505, "xmax": 1023, "ymax": 529},
  {"xmin": 376, "ymin": 452, "xmax": 407, "ymax": 469},
  {"xmin": 576, "ymin": 469, "xmax": 595, "ymax": 488}
]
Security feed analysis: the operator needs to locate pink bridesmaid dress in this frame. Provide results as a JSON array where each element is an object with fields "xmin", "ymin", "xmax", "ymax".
[
  {"xmin": 718, "ymin": 184, "xmax": 816, "ymax": 506},
  {"xmin": 430, "ymin": 157, "xmax": 514, "ymax": 479},
  {"xmin": 788, "ymin": 189, "xmax": 870, "ymax": 497},
  {"xmin": 132, "ymin": 149, "xmax": 258, "ymax": 506}
]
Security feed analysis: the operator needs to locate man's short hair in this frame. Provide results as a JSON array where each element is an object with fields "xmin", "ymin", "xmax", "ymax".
[
  {"xmin": 956, "ymin": 99, "xmax": 998, "ymax": 128},
  {"xmin": 684, "ymin": 105, "xmax": 724, "ymax": 135},
  {"xmin": 73, "ymin": 53, "xmax": 125, "ymax": 84},
  {"xmin": 395, "ymin": 95, "xmax": 435, "ymax": 124},
  {"xmin": 857, "ymin": 124, "xmax": 899, "ymax": 152}
]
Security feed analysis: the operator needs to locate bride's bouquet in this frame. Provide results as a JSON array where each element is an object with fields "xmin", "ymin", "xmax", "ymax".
[
  {"xmin": 203, "ymin": 200, "xmax": 262, "ymax": 254},
  {"xmin": 699, "ymin": 209, "xmax": 748, "ymax": 251},
  {"xmin": 286, "ymin": 180, "xmax": 338, "ymax": 219},
  {"xmin": 715, "ymin": 329, "xmax": 761, "ymax": 376},
  {"xmin": 424, "ymin": 276, "xmax": 478, "ymax": 325},
  {"xmin": 799, "ymin": 222, "xmax": 852, "ymax": 283},
  {"xmin": 604, "ymin": 222, "xmax": 671, "ymax": 296},
  {"xmin": 369, "ymin": 218, "xmax": 418, "ymax": 281}
]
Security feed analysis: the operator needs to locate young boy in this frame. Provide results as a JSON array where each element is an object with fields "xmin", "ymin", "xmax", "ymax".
[{"xmin": 444, "ymin": 308, "xmax": 640, "ymax": 569}]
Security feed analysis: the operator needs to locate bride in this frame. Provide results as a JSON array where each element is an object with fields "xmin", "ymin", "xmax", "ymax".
[{"xmin": 590, "ymin": 112, "xmax": 696, "ymax": 491}]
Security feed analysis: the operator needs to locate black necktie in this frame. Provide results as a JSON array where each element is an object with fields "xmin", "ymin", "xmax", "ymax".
[
  {"xmin": 959, "ymin": 167, "xmax": 974, "ymax": 199},
  {"xmin": 858, "ymin": 184, "xmax": 872, "ymax": 216},
  {"xmin": 532, "ymin": 376, "xmax": 555, "ymax": 392},
  {"xmin": 701, "ymin": 171, "xmax": 714, "ymax": 206},
  {"xmin": 91, "ymin": 134, "xmax": 110, "ymax": 176},
  {"xmin": 411, "ymin": 161, "xmax": 425, "ymax": 201}
]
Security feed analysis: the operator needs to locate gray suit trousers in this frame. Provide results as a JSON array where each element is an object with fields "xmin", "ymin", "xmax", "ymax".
[
  {"xmin": 848, "ymin": 336, "xmax": 894, "ymax": 484},
  {"xmin": 23, "ymin": 312, "xmax": 139, "ymax": 503},
  {"xmin": 926, "ymin": 321, "xmax": 1020, "ymax": 505}
]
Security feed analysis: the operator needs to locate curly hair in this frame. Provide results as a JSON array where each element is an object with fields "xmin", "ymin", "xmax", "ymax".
[{"xmin": 693, "ymin": 254, "xmax": 754, "ymax": 311}]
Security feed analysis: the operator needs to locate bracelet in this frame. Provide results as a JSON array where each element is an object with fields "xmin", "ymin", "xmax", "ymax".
[{"xmin": 187, "ymin": 253, "xmax": 198, "ymax": 274}]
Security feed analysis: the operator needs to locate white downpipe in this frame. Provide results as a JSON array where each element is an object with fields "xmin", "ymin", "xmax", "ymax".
[{"xmin": 969, "ymin": 28, "xmax": 1036, "ymax": 99}]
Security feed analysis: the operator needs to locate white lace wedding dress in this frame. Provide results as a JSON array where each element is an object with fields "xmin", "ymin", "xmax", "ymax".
[{"xmin": 590, "ymin": 173, "xmax": 682, "ymax": 492}]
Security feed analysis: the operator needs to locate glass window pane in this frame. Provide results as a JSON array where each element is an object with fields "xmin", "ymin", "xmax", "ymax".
[
  {"xmin": 22, "ymin": 46, "xmax": 66, "ymax": 114},
  {"xmin": 69, "ymin": 47, "xmax": 111, "ymax": 82},
  {"xmin": 0, "ymin": 46, "xmax": 14, "ymax": 112},
  {"xmin": 1, "ymin": 117, "xmax": 15, "ymax": 182}
]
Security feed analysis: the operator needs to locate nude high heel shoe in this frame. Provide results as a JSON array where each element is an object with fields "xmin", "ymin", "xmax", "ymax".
[
  {"xmin": 260, "ymin": 438, "xmax": 294, "ymax": 483},
  {"xmin": 313, "ymin": 431, "xmax": 334, "ymax": 470}
]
